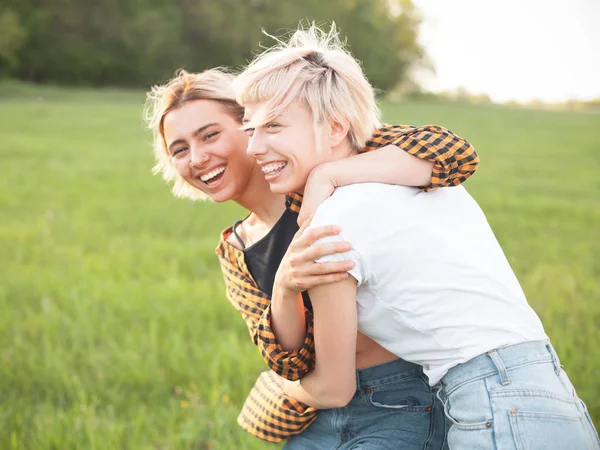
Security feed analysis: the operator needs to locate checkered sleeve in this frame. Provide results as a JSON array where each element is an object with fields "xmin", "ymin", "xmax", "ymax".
[
  {"xmin": 364, "ymin": 124, "xmax": 479, "ymax": 190},
  {"xmin": 237, "ymin": 370, "xmax": 317, "ymax": 442},
  {"xmin": 216, "ymin": 235, "xmax": 315, "ymax": 380}
]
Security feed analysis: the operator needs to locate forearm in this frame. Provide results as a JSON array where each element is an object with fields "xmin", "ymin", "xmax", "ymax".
[
  {"xmin": 283, "ymin": 365, "xmax": 356, "ymax": 409},
  {"xmin": 381, "ymin": 124, "xmax": 479, "ymax": 189},
  {"xmin": 282, "ymin": 278, "xmax": 359, "ymax": 409},
  {"xmin": 321, "ymin": 145, "xmax": 434, "ymax": 188},
  {"xmin": 270, "ymin": 282, "xmax": 307, "ymax": 351}
]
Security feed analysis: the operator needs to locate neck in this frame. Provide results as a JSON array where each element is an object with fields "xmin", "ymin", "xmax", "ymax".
[
  {"xmin": 234, "ymin": 164, "xmax": 285, "ymax": 227},
  {"xmin": 336, "ymin": 140, "xmax": 359, "ymax": 159}
]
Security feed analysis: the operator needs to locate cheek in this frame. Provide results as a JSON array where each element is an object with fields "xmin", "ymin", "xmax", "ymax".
[
  {"xmin": 173, "ymin": 159, "xmax": 190, "ymax": 177},
  {"xmin": 222, "ymin": 135, "xmax": 248, "ymax": 162},
  {"xmin": 300, "ymin": 150, "xmax": 321, "ymax": 172},
  {"xmin": 229, "ymin": 153, "xmax": 255, "ymax": 183}
]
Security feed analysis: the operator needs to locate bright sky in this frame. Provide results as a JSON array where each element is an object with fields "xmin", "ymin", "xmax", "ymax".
[{"xmin": 411, "ymin": 0, "xmax": 600, "ymax": 103}]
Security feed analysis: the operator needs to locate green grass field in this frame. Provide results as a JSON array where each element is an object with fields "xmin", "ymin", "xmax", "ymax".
[{"xmin": 1, "ymin": 82, "xmax": 599, "ymax": 449}]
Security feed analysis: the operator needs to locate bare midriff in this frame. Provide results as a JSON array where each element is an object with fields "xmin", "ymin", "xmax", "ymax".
[{"xmin": 355, "ymin": 331, "xmax": 399, "ymax": 369}]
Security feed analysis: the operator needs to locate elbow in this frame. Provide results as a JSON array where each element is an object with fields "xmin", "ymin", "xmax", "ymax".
[
  {"xmin": 327, "ymin": 387, "xmax": 355, "ymax": 408},
  {"xmin": 317, "ymin": 379, "xmax": 356, "ymax": 409},
  {"xmin": 461, "ymin": 149, "xmax": 480, "ymax": 177},
  {"xmin": 280, "ymin": 336, "xmax": 307, "ymax": 353},
  {"xmin": 468, "ymin": 157, "xmax": 480, "ymax": 176}
]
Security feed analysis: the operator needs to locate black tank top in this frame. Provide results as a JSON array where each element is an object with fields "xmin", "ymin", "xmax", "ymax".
[{"xmin": 233, "ymin": 209, "xmax": 312, "ymax": 310}]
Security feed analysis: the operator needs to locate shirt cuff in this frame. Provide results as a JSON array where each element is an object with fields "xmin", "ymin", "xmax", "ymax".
[{"xmin": 256, "ymin": 304, "xmax": 316, "ymax": 381}]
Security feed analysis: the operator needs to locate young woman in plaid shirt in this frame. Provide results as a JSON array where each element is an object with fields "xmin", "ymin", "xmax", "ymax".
[
  {"xmin": 145, "ymin": 65, "xmax": 480, "ymax": 447},
  {"xmin": 234, "ymin": 23, "xmax": 600, "ymax": 450}
]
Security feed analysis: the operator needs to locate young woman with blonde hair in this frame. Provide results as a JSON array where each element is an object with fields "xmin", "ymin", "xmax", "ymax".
[{"xmin": 234, "ymin": 23, "xmax": 600, "ymax": 450}]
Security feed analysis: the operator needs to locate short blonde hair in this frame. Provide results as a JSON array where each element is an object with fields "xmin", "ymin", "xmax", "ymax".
[
  {"xmin": 144, "ymin": 68, "xmax": 244, "ymax": 200},
  {"xmin": 233, "ymin": 23, "xmax": 381, "ymax": 151}
]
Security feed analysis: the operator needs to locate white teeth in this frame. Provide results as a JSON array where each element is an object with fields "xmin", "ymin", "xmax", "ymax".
[
  {"xmin": 262, "ymin": 162, "xmax": 287, "ymax": 174},
  {"xmin": 200, "ymin": 166, "xmax": 226, "ymax": 182}
]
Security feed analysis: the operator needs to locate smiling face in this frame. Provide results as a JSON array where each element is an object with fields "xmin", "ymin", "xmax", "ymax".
[
  {"xmin": 243, "ymin": 101, "xmax": 332, "ymax": 194},
  {"xmin": 162, "ymin": 99, "xmax": 254, "ymax": 203}
]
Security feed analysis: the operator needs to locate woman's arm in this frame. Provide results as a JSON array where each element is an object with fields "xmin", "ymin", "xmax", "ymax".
[
  {"xmin": 298, "ymin": 124, "xmax": 479, "ymax": 225},
  {"xmin": 216, "ymin": 237, "xmax": 315, "ymax": 380},
  {"xmin": 299, "ymin": 146, "xmax": 430, "ymax": 224},
  {"xmin": 282, "ymin": 277, "xmax": 359, "ymax": 409},
  {"xmin": 366, "ymin": 124, "xmax": 479, "ymax": 189},
  {"xmin": 311, "ymin": 144, "xmax": 433, "ymax": 189},
  {"xmin": 270, "ymin": 220, "xmax": 354, "ymax": 350}
]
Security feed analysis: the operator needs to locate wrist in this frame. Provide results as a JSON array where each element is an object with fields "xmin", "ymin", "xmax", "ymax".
[
  {"xmin": 282, "ymin": 378, "xmax": 301, "ymax": 396},
  {"xmin": 273, "ymin": 276, "xmax": 297, "ymax": 302},
  {"xmin": 309, "ymin": 162, "xmax": 338, "ymax": 189}
]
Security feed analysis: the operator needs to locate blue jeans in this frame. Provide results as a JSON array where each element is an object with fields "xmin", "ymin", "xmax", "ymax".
[
  {"xmin": 283, "ymin": 358, "xmax": 447, "ymax": 450},
  {"xmin": 437, "ymin": 340, "xmax": 600, "ymax": 450}
]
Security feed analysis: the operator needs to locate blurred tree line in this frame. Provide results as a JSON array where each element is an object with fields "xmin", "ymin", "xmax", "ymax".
[{"xmin": 0, "ymin": 0, "xmax": 424, "ymax": 91}]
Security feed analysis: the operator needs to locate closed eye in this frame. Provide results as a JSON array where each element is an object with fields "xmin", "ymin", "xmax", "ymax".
[
  {"xmin": 204, "ymin": 131, "xmax": 220, "ymax": 141},
  {"xmin": 172, "ymin": 147, "xmax": 188, "ymax": 157}
]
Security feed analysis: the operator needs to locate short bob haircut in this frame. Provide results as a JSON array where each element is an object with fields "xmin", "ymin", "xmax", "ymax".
[
  {"xmin": 144, "ymin": 68, "xmax": 244, "ymax": 201},
  {"xmin": 233, "ymin": 22, "xmax": 381, "ymax": 152}
]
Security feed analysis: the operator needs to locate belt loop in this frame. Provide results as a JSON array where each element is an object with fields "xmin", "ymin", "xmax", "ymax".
[
  {"xmin": 355, "ymin": 368, "xmax": 362, "ymax": 392},
  {"xmin": 546, "ymin": 341, "xmax": 562, "ymax": 374},
  {"xmin": 487, "ymin": 349, "xmax": 511, "ymax": 385}
]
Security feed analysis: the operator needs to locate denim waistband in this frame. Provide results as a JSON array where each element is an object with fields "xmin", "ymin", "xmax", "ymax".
[
  {"xmin": 442, "ymin": 340, "xmax": 558, "ymax": 393},
  {"xmin": 355, "ymin": 358, "xmax": 424, "ymax": 390}
]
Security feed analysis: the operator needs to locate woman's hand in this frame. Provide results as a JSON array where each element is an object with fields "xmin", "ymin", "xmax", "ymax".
[
  {"xmin": 279, "ymin": 376, "xmax": 300, "ymax": 397},
  {"xmin": 298, "ymin": 163, "xmax": 337, "ymax": 227},
  {"xmin": 274, "ymin": 217, "xmax": 354, "ymax": 294}
]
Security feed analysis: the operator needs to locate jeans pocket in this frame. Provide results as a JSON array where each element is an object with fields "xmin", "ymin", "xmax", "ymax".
[
  {"xmin": 367, "ymin": 376, "xmax": 434, "ymax": 413},
  {"xmin": 441, "ymin": 381, "xmax": 494, "ymax": 431},
  {"xmin": 444, "ymin": 403, "xmax": 493, "ymax": 432},
  {"xmin": 442, "ymin": 388, "xmax": 495, "ymax": 450},
  {"xmin": 509, "ymin": 409, "xmax": 597, "ymax": 450}
]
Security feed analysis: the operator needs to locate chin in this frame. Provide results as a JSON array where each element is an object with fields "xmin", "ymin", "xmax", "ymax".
[
  {"xmin": 210, "ymin": 191, "xmax": 235, "ymax": 203},
  {"xmin": 267, "ymin": 185, "xmax": 287, "ymax": 195},
  {"xmin": 268, "ymin": 184, "xmax": 293, "ymax": 195},
  {"xmin": 197, "ymin": 186, "xmax": 225, "ymax": 203},
  {"xmin": 270, "ymin": 178, "xmax": 303, "ymax": 195}
]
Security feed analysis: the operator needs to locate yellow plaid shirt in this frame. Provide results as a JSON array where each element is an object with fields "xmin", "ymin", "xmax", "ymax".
[{"xmin": 215, "ymin": 124, "xmax": 479, "ymax": 442}]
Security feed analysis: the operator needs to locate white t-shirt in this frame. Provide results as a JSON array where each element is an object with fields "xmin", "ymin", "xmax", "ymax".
[{"xmin": 308, "ymin": 183, "xmax": 547, "ymax": 385}]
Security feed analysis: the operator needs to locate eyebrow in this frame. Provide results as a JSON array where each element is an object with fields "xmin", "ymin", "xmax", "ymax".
[
  {"xmin": 241, "ymin": 114, "xmax": 286, "ymax": 130},
  {"xmin": 168, "ymin": 123, "xmax": 218, "ymax": 151}
]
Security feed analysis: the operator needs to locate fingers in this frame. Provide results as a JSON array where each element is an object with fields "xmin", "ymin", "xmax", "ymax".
[
  {"xmin": 308, "ymin": 260, "xmax": 354, "ymax": 275},
  {"xmin": 296, "ymin": 224, "xmax": 342, "ymax": 247},
  {"xmin": 284, "ymin": 222, "xmax": 354, "ymax": 293},
  {"xmin": 287, "ymin": 258, "xmax": 353, "ymax": 287},
  {"xmin": 302, "ymin": 272, "xmax": 350, "ymax": 289},
  {"xmin": 305, "ymin": 241, "xmax": 352, "ymax": 261}
]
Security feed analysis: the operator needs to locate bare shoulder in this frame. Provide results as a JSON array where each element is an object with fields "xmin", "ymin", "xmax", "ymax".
[{"xmin": 225, "ymin": 221, "xmax": 246, "ymax": 250}]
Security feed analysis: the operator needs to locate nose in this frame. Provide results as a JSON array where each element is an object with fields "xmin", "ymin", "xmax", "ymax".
[
  {"xmin": 246, "ymin": 130, "xmax": 267, "ymax": 159},
  {"xmin": 189, "ymin": 145, "xmax": 209, "ymax": 168}
]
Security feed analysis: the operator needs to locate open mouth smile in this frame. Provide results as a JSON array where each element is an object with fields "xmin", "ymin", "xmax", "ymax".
[
  {"xmin": 261, "ymin": 162, "xmax": 287, "ymax": 180},
  {"xmin": 199, "ymin": 165, "xmax": 226, "ymax": 187}
]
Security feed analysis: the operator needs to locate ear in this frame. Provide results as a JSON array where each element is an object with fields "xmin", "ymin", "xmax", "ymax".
[{"xmin": 328, "ymin": 118, "xmax": 350, "ymax": 149}]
